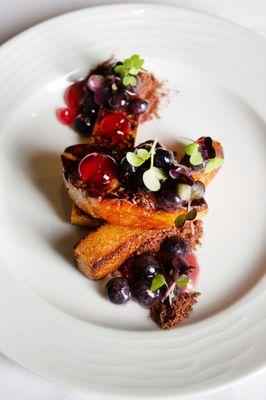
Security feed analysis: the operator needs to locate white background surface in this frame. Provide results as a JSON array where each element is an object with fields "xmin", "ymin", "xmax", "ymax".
[{"xmin": 0, "ymin": 0, "xmax": 265, "ymax": 399}]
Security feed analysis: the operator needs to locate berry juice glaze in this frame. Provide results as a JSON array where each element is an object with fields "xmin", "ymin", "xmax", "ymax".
[
  {"xmin": 185, "ymin": 253, "xmax": 200, "ymax": 290},
  {"xmin": 56, "ymin": 80, "xmax": 86, "ymax": 126}
]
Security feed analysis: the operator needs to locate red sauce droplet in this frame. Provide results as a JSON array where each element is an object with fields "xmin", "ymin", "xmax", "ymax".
[
  {"xmin": 185, "ymin": 253, "xmax": 200, "ymax": 287},
  {"xmin": 56, "ymin": 108, "xmax": 75, "ymax": 126},
  {"xmin": 57, "ymin": 80, "xmax": 86, "ymax": 126},
  {"xmin": 64, "ymin": 80, "xmax": 86, "ymax": 113},
  {"xmin": 78, "ymin": 153, "xmax": 117, "ymax": 186},
  {"xmin": 100, "ymin": 112, "xmax": 130, "ymax": 140}
]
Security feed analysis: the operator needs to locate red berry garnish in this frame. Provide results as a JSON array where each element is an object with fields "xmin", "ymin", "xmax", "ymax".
[
  {"xmin": 78, "ymin": 153, "xmax": 117, "ymax": 186},
  {"xmin": 56, "ymin": 108, "xmax": 75, "ymax": 126},
  {"xmin": 64, "ymin": 81, "xmax": 85, "ymax": 113},
  {"xmin": 100, "ymin": 112, "xmax": 130, "ymax": 140}
]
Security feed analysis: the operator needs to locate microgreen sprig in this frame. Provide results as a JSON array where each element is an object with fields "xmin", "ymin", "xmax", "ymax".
[
  {"xmin": 142, "ymin": 139, "xmax": 167, "ymax": 191},
  {"xmin": 114, "ymin": 54, "xmax": 144, "ymax": 86},
  {"xmin": 150, "ymin": 272, "xmax": 191, "ymax": 306},
  {"xmin": 126, "ymin": 139, "xmax": 167, "ymax": 192}
]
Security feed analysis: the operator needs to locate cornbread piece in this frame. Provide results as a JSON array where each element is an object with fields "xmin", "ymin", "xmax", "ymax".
[
  {"xmin": 74, "ymin": 221, "xmax": 203, "ymax": 280},
  {"xmin": 150, "ymin": 292, "xmax": 201, "ymax": 329},
  {"xmin": 89, "ymin": 107, "xmax": 139, "ymax": 154},
  {"xmin": 71, "ymin": 203, "xmax": 102, "ymax": 228},
  {"xmin": 184, "ymin": 140, "xmax": 224, "ymax": 187}
]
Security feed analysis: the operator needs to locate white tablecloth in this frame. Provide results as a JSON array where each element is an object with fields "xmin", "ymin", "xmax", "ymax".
[{"xmin": 0, "ymin": 1, "xmax": 265, "ymax": 399}]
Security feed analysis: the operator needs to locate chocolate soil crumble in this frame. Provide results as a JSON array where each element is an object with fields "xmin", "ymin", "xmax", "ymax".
[{"xmin": 150, "ymin": 292, "xmax": 201, "ymax": 330}]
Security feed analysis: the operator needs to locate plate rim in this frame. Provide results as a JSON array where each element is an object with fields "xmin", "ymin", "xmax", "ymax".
[{"xmin": 0, "ymin": 3, "xmax": 265, "ymax": 398}]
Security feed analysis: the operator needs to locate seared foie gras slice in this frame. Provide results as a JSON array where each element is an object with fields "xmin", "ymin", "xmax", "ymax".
[{"xmin": 62, "ymin": 144, "xmax": 208, "ymax": 229}]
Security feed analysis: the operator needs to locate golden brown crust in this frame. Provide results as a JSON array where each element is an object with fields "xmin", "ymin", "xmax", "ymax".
[
  {"xmin": 74, "ymin": 221, "xmax": 203, "ymax": 280},
  {"xmin": 70, "ymin": 203, "xmax": 102, "ymax": 227}
]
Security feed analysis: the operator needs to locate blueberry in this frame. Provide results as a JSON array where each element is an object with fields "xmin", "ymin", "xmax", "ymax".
[
  {"xmin": 156, "ymin": 186, "xmax": 183, "ymax": 212},
  {"xmin": 120, "ymin": 156, "xmax": 137, "ymax": 185},
  {"xmin": 109, "ymin": 91, "xmax": 129, "ymax": 111},
  {"xmin": 82, "ymin": 92, "xmax": 99, "ymax": 116},
  {"xmin": 159, "ymin": 237, "xmax": 190, "ymax": 263},
  {"xmin": 154, "ymin": 147, "xmax": 176, "ymax": 170},
  {"xmin": 74, "ymin": 114, "xmax": 95, "ymax": 136},
  {"xmin": 105, "ymin": 277, "xmax": 131, "ymax": 305},
  {"xmin": 132, "ymin": 280, "xmax": 161, "ymax": 307},
  {"xmin": 132, "ymin": 254, "xmax": 160, "ymax": 281},
  {"xmin": 172, "ymin": 255, "xmax": 190, "ymax": 275},
  {"xmin": 129, "ymin": 98, "xmax": 149, "ymax": 115}
]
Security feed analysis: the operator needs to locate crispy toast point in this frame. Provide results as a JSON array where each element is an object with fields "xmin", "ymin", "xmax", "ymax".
[{"xmin": 74, "ymin": 221, "xmax": 203, "ymax": 280}]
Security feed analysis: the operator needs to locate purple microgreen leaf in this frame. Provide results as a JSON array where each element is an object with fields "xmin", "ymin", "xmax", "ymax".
[
  {"xmin": 200, "ymin": 137, "xmax": 216, "ymax": 160},
  {"xmin": 161, "ymin": 281, "xmax": 176, "ymax": 304},
  {"xmin": 169, "ymin": 167, "xmax": 194, "ymax": 186}
]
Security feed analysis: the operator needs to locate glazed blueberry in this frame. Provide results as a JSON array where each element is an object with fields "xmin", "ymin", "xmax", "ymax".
[
  {"xmin": 106, "ymin": 277, "xmax": 131, "ymax": 305},
  {"xmin": 132, "ymin": 254, "xmax": 160, "ymax": 281},
  {"xmin": 129, "ymin": 98, "xmax": 149, "ymax": 115},
  {"xmin": 81, "ymin": 92, "xmax": 99, "ymax": 116},
  {"xmin": 156, "ymin": 187, "xmax": 183, "ymax": 212},
  {"xmin": 74, "ymin": 114, "xmax": 95, "ymax": 136},
  {"xmin": 136, "ymin": 140, "xmax": 162, "ymax": 151},
  {"xmin": 109, "ymin": 91, "xmax": 129, "ymax": 111},
  {"xmin": 120, "ymin": 156, "xmax": 137, "ymax": 185},
  {"xmin": 132, "ymin": 280, "xmax": 161, "ymax": 307},
  {"xmin": 154, "ymin": 148, "xmax": 176, "ymax": 170},
  {"xmin": 172, "ymin": 255, "xmax": 191, "ymax": 275},
  {"xmin": 159, "ymin": 237, "xmax": 190, "ymax": 265}
]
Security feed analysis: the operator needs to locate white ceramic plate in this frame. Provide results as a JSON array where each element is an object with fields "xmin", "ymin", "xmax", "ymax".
[{"xmin": 0, "ymin": 4, "xmax": 265, "ymax": 398}]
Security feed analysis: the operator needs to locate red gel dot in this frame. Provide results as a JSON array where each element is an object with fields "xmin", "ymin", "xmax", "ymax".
[
  {"xmin": 56, "ymin": 108, "xmax": 75, "ymax": 126},
  {"xmin": 78, "ymin": 153, "xmax": 117, "ymax": 186},
  {"xmin": 64, "ymin": 80, "xmax": 85, "ymax": 113},
  {"xmin": 185, "ymin": 253, "xmax": 200, "ymax": 287},
  {"xmin": 100, "ymin": 112, "xmax": 130, "ymax": 140}
]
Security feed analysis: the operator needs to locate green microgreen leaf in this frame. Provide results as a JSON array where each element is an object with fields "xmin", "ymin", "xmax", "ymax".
[
  {"xmin": 175, "ymin": 208, "xmax": 197, "ymax": 228},
  {"xmin": 175, "ymin": 213, "xmax": 187, "ymax": 228},
  {"xmin": 150, "ymin": 274, "xmax": 167, "ymax": 292},
  {"xmin": 130, "ymin": 54, "xmax": 144, "ymax": 69},
  {"xmin": 123, "ymin": 75, "xmax": 137, "ymax": 86},
  {"xmin": 115, "ymin": 55, "xmax": 144, "ymax": 87},
  {"xmin": 185, "ymin": 143, "xmax": 198, "ymax": 156},
  {"xmin": 176, "ymin": 183, "xmax": 192, "ymax": 201},
  {"xmin": 114, "ymin": 65, "xmax": 126, "ymax": 77},
  {"xmin": 126, "ymin": 152, "xmax": 144, "ymax": 167},
  {"xmin": 143, "ymin": 167, "xmax": 167, "ymax": 192},
  {"xmin": 204, "ymin": 157, "xmax": 224, "ymax": 173},
  {"xmin": 136, "ymin": 148, "xmax": 150, "ymax": 160},
  {"xmin": 185, "ymin": 143, "xmax": 203, "ymax": 166},
  {"xmin": 176, "ymin": 276, "xmax": 190, "ymax": 287},
  {"xmin": 186, "ymin": 208, "xmax": 197, "ymax": 221},
  {"xmin": 129, "ymin": 66, "xmax": 139, "ymax": 76},
  {"xmin": 126, "ymin": 148, "xmax": 150, "ymax": 167}
]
